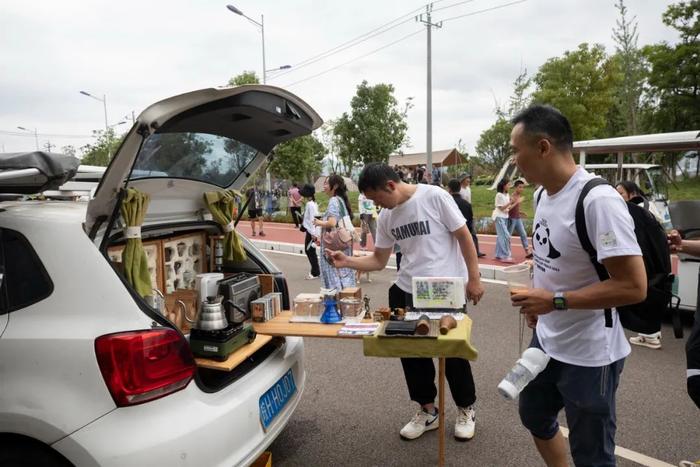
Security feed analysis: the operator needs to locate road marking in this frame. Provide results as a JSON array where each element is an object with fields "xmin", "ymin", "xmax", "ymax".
[{"xmin": 560, "ymin": 426, "xmax": 675, "ymax": 466}]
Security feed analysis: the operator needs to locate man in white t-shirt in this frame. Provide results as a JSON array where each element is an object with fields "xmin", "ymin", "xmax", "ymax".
[
  {"xmin": 326, "ymin": 163, "xmax": 484, "ymax": 442},
  {"xmin": 509, "ymin": 105, "xmax": 646, "ymax": 467}
]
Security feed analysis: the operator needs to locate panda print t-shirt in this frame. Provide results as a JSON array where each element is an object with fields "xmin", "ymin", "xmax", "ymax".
[{"xmin": 533, "ymin": 168, "xmax": 641, "ymax": 367}]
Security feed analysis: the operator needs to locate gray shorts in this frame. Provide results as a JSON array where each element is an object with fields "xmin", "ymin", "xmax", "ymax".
[{"xmin": 518, "ymin": 335, "xmax": 624, "ymax": 467}]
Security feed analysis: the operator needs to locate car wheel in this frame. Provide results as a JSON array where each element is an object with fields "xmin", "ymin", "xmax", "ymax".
[{"xmin": 0, "ymin": 434, "xmax": 73, "ymax": 467}]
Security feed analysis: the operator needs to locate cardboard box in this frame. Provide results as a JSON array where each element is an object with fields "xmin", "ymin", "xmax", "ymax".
[{"xmin": 339, "ymin": 287, "xmax": 361, "ymax": 301}]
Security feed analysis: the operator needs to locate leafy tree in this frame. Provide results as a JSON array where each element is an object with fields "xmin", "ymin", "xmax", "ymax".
[
  {"xmin": 61, "ymin": 145, "xmax": 76, "ymax": 158},
  {"xmin": 474, "ymin": 117, "xmax": 513, "ymax": 172},
  {"xmin": 269, "ymin": 134, "xmax": 326, "ymax": 183},
  {"xmin": 642, "ymin": 1, "xmax": 700, "ymax": 133},
  {"xmin": 333, "ymin": 80, "xmax": 408, "ymax": 175},
  {"xmin": 531, "ymin": 43, "xmax": 620, "ymax": 141},
  {"xmin": 501, "ymin": 68, "xmax": 532, "ymax": 119},
  {"xmin": 80, "ymin": 129, "xmax": 124, "ymax": 166},
  {"xmin": 475, "ymin": 70, "xmax": 531, "ymax": 172},
  {"xmin": 228, "ymin": 71, "xmax": 260, "ymax": 86},
  {"xmin": 611, "ymin": 0, "xmax": 646, "ymax": 135},
  {"xmin": 320, "ymin": 120, "xmax": 344, "ymax": 174}
]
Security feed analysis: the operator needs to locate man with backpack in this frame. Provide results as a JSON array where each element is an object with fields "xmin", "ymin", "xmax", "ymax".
[{"xmin": 509, "ymin": 105, "xmax": 647, "ymax": 467}]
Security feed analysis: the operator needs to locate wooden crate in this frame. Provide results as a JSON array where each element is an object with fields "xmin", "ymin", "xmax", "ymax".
[
  {"xmin": 107, "ymin": 239, "xmax": 165, "ymax": 293},
  {"xmin": 161, "ymin": 232, "xmax": 206, "ymax": 293}
]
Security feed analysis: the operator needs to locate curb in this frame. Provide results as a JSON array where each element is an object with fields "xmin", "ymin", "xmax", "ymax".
[{"xmin": 251, "ymin": 239, "xmax": 504, "ymax": 280}]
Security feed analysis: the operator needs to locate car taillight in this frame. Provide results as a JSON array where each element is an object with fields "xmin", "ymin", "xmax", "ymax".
[{"xmin": 95, "ymin": 329, "xmax": 196, "ymax": 407}]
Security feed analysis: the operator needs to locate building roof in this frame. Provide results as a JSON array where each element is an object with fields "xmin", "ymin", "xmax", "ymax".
[
  {"xmin": 573, "ymin": 130, "xmax": 700, "ymax": 154},
  {"xmin": 388, "ymin": 148, "xmax": 464, "ymax": 168}
]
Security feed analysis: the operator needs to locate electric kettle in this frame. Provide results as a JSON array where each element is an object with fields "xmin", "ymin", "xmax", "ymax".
[{"xmin": 186, "ymin": 296, "xmax": 228, "ymax": 331}]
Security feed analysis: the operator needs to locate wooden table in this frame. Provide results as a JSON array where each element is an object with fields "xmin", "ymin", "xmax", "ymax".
[{"xmin": 253, "ymin": 311, "xmax": 458, "ymax": 467}]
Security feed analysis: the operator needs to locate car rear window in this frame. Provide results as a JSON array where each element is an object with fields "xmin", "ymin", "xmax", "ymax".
[
  {"xmin": 0, "ymin": 229, "xmax": 53, "ymax": 314},
  {"xmin": 130, "ymin": 132, "xmax": 259, "ymax": 188}
]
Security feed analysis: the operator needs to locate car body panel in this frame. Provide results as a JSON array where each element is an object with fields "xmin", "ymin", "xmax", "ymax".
[
  {"xmin": 52, "ymin": 337, "xmax": 305, "ymax": 467},
  {"xmin": 0, "ymin": 202, "xmax": 150, "ymax": 444}
]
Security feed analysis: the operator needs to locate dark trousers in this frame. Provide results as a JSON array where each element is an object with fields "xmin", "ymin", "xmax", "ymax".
[
  {"xmin": 469, "ymin": 222, "xmax": 482, "ymax": 255},
  {"xmin": 304, "ymin": 231, "xmax": 320, "ymax": 277},
  {"xmin": 290, "ymin": 206, "xmax": 302, "ymax": 227},
  {"xmin": 388, "ymin": 284, "xmax": 476, "ymax": 408}
]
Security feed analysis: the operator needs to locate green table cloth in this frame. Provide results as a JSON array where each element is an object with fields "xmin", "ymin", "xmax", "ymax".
[{"xmin": 362, "ymin": 317, "xmax": 478, "ymax": 361}]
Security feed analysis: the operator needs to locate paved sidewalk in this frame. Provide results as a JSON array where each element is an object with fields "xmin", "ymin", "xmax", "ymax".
[{"xmin": 237, "ymin": 221, "xmax": 530, "ymax": 280}]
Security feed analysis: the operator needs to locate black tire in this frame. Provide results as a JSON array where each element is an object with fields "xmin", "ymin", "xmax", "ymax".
[{"xmin": 0, "ymin": 434, "xmax": 73, "ymax": 467}]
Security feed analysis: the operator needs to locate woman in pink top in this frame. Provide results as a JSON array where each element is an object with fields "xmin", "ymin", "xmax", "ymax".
[{"xmin": 288, "ymin": 183, "xmax": 303, "ymax": 228}]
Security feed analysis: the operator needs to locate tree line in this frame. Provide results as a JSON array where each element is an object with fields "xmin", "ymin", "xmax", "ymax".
[{"xmin": 476, "ymin": 0, "xmax": 700, "ymax": 176}]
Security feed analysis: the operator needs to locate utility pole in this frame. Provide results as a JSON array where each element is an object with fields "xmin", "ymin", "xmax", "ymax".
[
  {"xmin": 417, "ymin": 5, "xmax": 442, "ymax": 183},
  {"xmin": 44, "ymin": 141, "xmax": 55, "ymax": 152}
]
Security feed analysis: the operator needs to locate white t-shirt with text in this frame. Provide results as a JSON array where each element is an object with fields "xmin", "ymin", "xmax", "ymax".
[
  {"xmin": 533, "ymin": 168, "xmax": 641, "ymax": 367},
  {"xmin": 375, "ymin": 184, "xmax": 469, "ymax": 293}
]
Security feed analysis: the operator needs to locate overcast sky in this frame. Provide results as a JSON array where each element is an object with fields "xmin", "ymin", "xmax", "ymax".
[{"xmin": 0, "ymin": 0, "xmax": 679, "ymax": 158}]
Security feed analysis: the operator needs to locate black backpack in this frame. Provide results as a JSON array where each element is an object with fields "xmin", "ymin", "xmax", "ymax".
[{"xmin": 536, "ymin": 178, "xmax": 679, "ymax": 337}]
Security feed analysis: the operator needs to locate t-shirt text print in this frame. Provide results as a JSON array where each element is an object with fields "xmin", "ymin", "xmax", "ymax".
[
  {"xmin": 391, "ymin": 220, "xmax": 431, "ymax": 240},
  {"xmin": 375, "ymin": 184, "xmax": 469, "ymax": 293}
]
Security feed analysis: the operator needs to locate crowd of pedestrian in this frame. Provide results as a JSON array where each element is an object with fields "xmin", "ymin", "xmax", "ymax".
[{"xmin": 306, "ymin": 104, "xmax": 698, "ymax": 467}]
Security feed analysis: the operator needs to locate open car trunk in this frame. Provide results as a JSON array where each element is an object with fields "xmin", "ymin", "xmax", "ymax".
[
  {"xmin": 93, "ymin": 85, "xmax": 322, "ymax": 391},
  {"xmin": 86, "ymin": 85, "xmax": 322, "ymax": 242}
]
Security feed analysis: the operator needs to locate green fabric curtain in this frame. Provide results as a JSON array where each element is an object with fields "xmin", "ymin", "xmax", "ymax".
[
  {"xmin": 120, "ymin": 188, "xmax": 153, "ymax": 297},
  {"xmin": 203, "ymin": 189, "xmax": 247, "ymax": 264}
]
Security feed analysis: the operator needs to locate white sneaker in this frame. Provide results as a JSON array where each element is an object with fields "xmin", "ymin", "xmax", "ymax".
[
  {"xmin": 399, "ymin": 409, "xmax": 439, "ymax": 440},
  {"xmin": 630, "ymin": 333, "xmax": 661, "ymax": 349},
  {"xmin": 305, "ymin": 273, "xmax": 319, "ymax": 280},
  {"xmin": 679, "ymin": 461, "xmax": 700, "ymax": 467},
  {"xmin": 455, "ymin": 406, "xmax": 476, "ymax": 441}
]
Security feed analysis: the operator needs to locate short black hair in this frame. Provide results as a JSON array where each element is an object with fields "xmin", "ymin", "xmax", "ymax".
[
  {"xmin": 447, "ymin": 179, "xmax": 461, "ymax": 193},
  {"xmin": 511, "ymin": 104, "xmax": 574, "ymax": 151},
  {"xmin": 497, "ymin": 178, "xmax": 510, "ymax": 193},
  {"xmin": 513, "ymin": 179, "xmax": 525, "ymax": 187},
  {"xmin": 616, "ymin": 180, "xmax": 644, "ymax": 197},
  {"xmin": 358, "ymin": 163, "xmax": 400, "ymax": 192}
]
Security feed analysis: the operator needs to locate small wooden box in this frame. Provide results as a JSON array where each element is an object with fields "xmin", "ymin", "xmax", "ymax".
[{"xmin": 339, "ymin": 287, "xmax": 361, "ymax": 301}]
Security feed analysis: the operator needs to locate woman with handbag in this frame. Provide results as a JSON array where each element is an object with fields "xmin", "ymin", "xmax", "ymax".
[{"xmin": 313, "ymin": 174, "xmax": 357, "ymax": 291}]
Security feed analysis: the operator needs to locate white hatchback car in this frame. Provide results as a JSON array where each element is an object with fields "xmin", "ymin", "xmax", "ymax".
[{"xmin": 0, "ymin": 85, "xmax": 322, "ymax": 466}]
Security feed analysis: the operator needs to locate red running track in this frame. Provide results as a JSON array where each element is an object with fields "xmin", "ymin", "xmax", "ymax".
[{"xmin": 235, "ymin": 221, "xmax": 529, "ymax": 266}]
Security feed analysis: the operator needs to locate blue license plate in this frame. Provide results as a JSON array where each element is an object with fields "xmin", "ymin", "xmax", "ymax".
[{"xmin": 259, "ymin": 369, "xmax": 297, "ymax": 430}]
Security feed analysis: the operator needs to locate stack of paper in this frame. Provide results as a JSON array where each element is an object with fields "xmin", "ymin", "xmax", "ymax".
[{"xmin": 337, "ymin": 323, "xmax": 380, "ymax": 336}]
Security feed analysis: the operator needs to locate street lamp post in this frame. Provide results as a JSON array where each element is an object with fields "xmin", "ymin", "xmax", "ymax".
[
  {"xmin": 79, "ymin": 91, "xmax": 109, "ymax": 130},
  {"xmin": 17, "ymin": 126, "xmax": 39, "ymax": 150},
  {"xmin": 226, "ymin": 4, "xmax": 267, "ymax": 83},
  {"xmin": 227, "ymin": 4, "xmax": 290, "ymax": 192}
]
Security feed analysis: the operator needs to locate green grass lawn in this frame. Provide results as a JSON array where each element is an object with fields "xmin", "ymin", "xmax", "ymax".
[{"xmin": 256, "ymin": 177, "xmax": 698, "ymax": 226}]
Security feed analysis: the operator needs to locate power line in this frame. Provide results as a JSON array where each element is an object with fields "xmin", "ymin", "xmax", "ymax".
[
  {"xmin": 270, "ymin": 0, "xmax": 450, "ymax": 81},
  {"xmin": 431, "ymin": 0, "xmax": 477, "ymax": 14},
  {"xmin": 283, "ymin": 29, "xmax": 424, "ymax": 89},
  {"xmin": 280, "ymin": 0, "xmax": 527, "ymax": 89},
  {"xmin": 437, "ymin": 0, "xmax": 527, "ymax": 23},
  {"xmin": 0, "ymin": 130, "xmax": 94, "ymax": 138}
]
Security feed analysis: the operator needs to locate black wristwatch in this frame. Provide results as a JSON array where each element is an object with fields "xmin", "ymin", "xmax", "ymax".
[{"xmin": 553, "ymin": 292, "xmax": 568, "ymax": 310}]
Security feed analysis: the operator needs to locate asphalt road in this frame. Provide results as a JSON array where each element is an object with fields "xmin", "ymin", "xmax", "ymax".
[{"xmin": 265, "ymin": 251, "xmax": 699, "ymax": 467}]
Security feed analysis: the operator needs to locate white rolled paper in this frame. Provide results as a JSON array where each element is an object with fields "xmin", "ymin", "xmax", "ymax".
[{"xmin": 125, "ymin": 226, "xmax": 141, "ymax": 239}]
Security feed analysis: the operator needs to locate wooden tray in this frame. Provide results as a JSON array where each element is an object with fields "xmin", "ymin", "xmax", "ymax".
[{"xmin": 195, "ymin": 334, "xmax": 273, "ymax": 371}]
